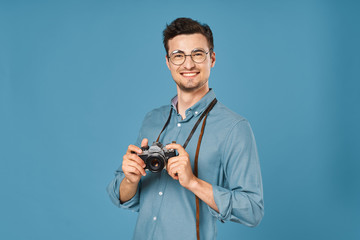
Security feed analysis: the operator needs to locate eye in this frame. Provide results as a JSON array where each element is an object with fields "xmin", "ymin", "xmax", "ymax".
[
  {"xmin": 192, "ymin": 50, "xmax": 205, "ymax": 56},
  {"xmin": 173, "ymin": 54, "xmax": 184, "ymax": 59}
]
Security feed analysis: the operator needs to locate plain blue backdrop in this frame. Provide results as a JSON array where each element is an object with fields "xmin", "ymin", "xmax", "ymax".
[{"xmin": 1, "ymin": 0, "xmax": 359, "ymax": 239}]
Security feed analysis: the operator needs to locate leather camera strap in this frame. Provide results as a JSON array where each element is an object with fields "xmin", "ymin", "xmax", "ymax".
[
  {"xmin": 156, "ymin": 98, "xmax": 217, "ymax": 145},
  {"xmin": 182, "ymin": 98, "xmax": 217, "ymax": 149},
  {"xmin": 156, "ymin": 109, "xmax": 172, "ymax": 142},
  {"xmin": 194, "ymin": 112, "xmax": 209, "ymax": 240},
  {"xmin": 156, "ymin": 97, "xmax": 217, "ymax": 240}
]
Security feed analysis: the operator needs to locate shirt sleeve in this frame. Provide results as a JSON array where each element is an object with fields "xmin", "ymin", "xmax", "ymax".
[
  {"xmin": 208, "ymin": 119, "xmax": 264, "ymax": 227},
  {"xmin": 106, "ymin": 129, "xmax": 144, "ymax": 211},
  {"xmin": 106, "ymin": 166, "xmax": 141, "ymax": 211}
]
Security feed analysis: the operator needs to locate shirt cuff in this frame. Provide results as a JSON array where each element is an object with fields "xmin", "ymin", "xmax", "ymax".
[
  {"xmin": 208, "ymin": 184, "xmax": 232, "ymax": 222},
  {"xmin": 106, "ymin": 172, "xmax": 140, "ymax": 211}
]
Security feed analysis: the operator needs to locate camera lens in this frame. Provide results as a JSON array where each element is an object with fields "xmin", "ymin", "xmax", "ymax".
[
  {"xmin": 147, "ymin": 156, "xmax": 164, "ymax": 172},
  {"xmin": 151, "ymin": 158, "xmax": 160, "ymax": 168}
]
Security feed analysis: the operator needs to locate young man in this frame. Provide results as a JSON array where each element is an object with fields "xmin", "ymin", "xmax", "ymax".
[{"xmin": 107, "ymin": 18, "xmax": 264, "ymax": 240}]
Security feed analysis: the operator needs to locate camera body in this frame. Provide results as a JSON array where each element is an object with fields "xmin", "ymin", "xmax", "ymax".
[{"xmin": 138, "ymin": 141, "xmax": 177, "ymax": 173}]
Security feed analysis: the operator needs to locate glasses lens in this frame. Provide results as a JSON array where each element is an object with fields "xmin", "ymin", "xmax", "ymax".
[
  {"xmin": 191, "ymin": 50, "xmax": 206, "ymax": 63},
  {"xmin": 170, "ymin": 52, "xmax": 185, "ymax": 65}
]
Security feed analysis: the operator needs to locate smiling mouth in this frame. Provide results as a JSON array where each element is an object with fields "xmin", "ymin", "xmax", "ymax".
[{"xmin": 180, "ymin": 72, "xmax": 199, "ymax": 77}]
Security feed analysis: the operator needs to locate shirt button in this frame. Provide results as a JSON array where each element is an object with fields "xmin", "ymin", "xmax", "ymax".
[
  {"xmin": 153, "ymin": 216, "xmax": 157, "ymax": 221},
  {"xmin": 177, "ymin": 123, "xmax": 181, "ymax": 127},
  {"xmin": 195, "ymin": 111, "xmax": 198, "ymax": 115},
  {"xmin": 159, "ymin": 192, "xmax": 163, "ymax": 196}
]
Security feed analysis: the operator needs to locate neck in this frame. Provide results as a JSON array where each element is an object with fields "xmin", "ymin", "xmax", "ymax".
[{"xmin": 176, "ymin": 85, "xmax": 209, "ymax": 119}]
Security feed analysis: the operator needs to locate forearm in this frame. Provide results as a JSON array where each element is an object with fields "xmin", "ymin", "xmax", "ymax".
[
  {"xmin": 119, "ymin": 177, "xmax": 139, "ymax": 203},
  {"xmin": 187, "ymin": 177, "xmax": 219, "ymax": 213}
]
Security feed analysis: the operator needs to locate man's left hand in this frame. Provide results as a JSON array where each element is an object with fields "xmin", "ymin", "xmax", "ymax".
[{"xmin": 165, "ymin": 143, "xmax": 197, "ymax": 189}]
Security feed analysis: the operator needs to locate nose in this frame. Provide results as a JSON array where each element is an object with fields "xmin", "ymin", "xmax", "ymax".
[{"xmin": 183, "ymin": 55, "xmax": 196, "ymax": 69}]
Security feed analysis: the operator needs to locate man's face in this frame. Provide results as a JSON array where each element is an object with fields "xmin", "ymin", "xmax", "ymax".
[{"xmin": 166, "ymin": 33, "xmax": 216, "ymax": 93}]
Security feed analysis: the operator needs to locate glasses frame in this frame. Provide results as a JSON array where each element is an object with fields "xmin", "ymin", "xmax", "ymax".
[{"xmin": 168, "ymin": 48, "xmax": 213, "ymax": 66}]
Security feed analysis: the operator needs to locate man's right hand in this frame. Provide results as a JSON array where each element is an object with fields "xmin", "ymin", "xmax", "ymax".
[{"xmin": 122, "ymin": 138, "xmax": 149, "ymax": 184}]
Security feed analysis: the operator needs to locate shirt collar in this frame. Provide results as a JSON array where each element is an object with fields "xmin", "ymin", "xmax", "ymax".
[{"xmin": 170, "ymin": 89, "xmax": 216, "ymax": 118}]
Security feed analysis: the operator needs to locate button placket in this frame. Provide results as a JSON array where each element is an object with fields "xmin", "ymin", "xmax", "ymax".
[{"xmin": 151, "ymin": 172, "xmax": 169, "ymax": 235}]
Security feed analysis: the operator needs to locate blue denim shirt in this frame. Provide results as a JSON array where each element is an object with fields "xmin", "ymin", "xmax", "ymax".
[{"xmin": 107, "ymin": 89, "xmax": 264, "ymax": 240}]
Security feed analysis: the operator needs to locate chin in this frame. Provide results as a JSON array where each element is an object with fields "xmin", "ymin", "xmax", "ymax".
[
  {"xmin": 177, "ymin": 81, "xmax": 208, "ymax": 93},
  {"xmin": 178, "ymin": 86, "xmax": 198, "ymax": 92}
]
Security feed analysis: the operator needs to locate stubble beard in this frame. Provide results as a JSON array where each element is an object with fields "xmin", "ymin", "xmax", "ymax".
[{"xmin": 174, "ymin": 78, "xmax": 209, "ymax": 93}]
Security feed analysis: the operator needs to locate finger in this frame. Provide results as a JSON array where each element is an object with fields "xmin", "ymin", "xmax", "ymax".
[
  {"xmin": 167, "ymin": 155, "xmax": 189, "ymax": 166},
  {"xmin": 126, "ymin": 144, "xmax": 142, "ymax": 154},
  {"xmin": 167, "ymin": 156, "xmax": 186, "ymax": 169},
  {"xmin": 167, "ymin": 155, "xmax": 179, "ymax": 166},
  {"xmin": 123, "ymin": 165, "xmax": 142, "ymax": 176},
  {"xmin": 169, "ymin": 165, "xmax": 183, "ymax": 180},
  {"xmin": 126, "ymin": 161, "xmax": 146, "ymax": 176},
  {"xmin": 166, "ymin": 143, "xmax": 188, "ymax": 156},
  {"xmin": 167, "ymin": 156, "xmax": 188, "ymax": 176},
  {"xmin": 168, "ymin": 159, "xmax": 187, "ymax": 179},
  {"xmin": 167, "ymin": 161, "xmax": 181, "ymax": 177},
  {"xmin": 167, "ymin": 165, "xmax": 179, "ymax": 180},
  {"xmin": 124, "ymin": 154, "xmax": 146, "ymax": 169},
  {"xmin": 141, "ymin": 138, "xmax": 149, "ymax": 148}
]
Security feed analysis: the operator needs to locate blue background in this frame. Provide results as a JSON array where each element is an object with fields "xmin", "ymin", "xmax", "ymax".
[{"xmin": 1, "ymin": 0, "xmax": 359, "ymax": 239}]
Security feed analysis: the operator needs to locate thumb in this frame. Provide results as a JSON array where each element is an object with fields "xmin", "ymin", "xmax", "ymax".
[{"xmin": 141, "ymin": 138, "xmax": 149, "ymax": 148}]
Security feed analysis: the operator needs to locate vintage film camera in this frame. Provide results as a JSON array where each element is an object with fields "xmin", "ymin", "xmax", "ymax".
[{"xmin": 137, "ymin": 141, "xmax": 177, "ymax": 173}]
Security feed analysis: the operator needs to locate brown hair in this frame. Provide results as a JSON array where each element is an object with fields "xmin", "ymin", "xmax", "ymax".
[{"xmin": 163, "ymin": 18, "xmax": 214, "ymax": 56}]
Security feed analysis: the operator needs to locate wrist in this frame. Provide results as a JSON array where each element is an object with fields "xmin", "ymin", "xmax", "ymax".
[
  {"xmin": 186, "ymin": 176, "xmax": 200, "ymax": 191},
  {"xmin": 124, "ymin": 176, "xmax": 140, "ymax": 186}
]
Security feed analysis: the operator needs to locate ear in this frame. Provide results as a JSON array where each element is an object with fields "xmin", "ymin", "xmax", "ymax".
[
  {"xmin": 210, "ymin": 51, "xmax": 216, "ymax": 68},
  {"xmin": 165, "ymin": 55, "xmax": 170, "ymax": 70}
]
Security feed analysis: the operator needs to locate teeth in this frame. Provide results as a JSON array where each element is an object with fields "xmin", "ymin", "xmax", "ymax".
[{"xmin": 182, "ymin": 73, "xmax": 197, "ymax": 77}]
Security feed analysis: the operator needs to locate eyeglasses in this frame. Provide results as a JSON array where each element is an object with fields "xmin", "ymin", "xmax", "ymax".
[{"xmin": 168, "ymin": 48, "xmax": 213, "ymax": 65}]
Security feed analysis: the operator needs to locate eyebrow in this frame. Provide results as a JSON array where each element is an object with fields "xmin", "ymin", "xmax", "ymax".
[
  {"xmin": 170, "ymin": 48, "xmax": 206, "ymax": 54},
  {"xmin": 170, "ymin": 50, "xmax": 185, "ymax": 54}
]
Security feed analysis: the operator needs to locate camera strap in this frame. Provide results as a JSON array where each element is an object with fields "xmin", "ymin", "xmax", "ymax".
[
  {"xmin": 156, "ymin": 98, "xmax": 217, "ymax": 145},
  {"xmin": 156, "ymin": 97, "xmax": 218, "ymax": 240}
]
